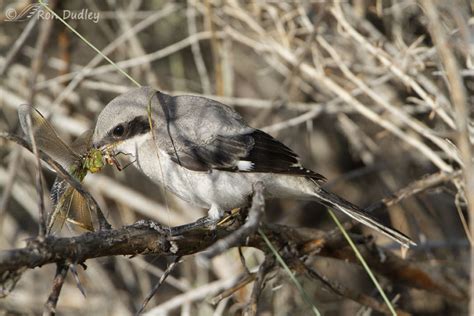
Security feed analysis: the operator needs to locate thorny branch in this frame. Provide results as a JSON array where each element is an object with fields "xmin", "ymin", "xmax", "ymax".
[
  {"xmin": 43, "ymin": 263, "xmax": 69, "ymax": 316},
  {"xmin": 0, "ymin": 214, "xmax": 466, "ymax": 299},
  {"xmin": 244, "ymin": 255, "xmax": 274, "ymax": 316}
]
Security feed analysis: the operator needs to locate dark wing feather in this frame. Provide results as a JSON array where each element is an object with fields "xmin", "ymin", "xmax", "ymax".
[
  {"xmin": 167, "ymin": 129, "xmax": 326, "ymax": 182},
  {"xmin": 236, "ymin": 130, "xmax": 326, "ymax": 182},
  {"xmin": 244, "ymin": 130, "xmax": 300, "ymax": 170},
  {"xmin": 167, "ymin": 134, "xmax": 250, "ymax": 171}
]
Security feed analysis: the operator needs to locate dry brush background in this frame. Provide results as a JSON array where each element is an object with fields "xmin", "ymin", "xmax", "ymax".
[{"xmin": 0, "ymin": 0, "xmax": 473, "ymax": 315}]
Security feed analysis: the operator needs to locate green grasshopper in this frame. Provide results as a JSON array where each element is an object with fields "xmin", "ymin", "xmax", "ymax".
[{"xmin": 18, "ymin": 105, "xmax": 119, "ymax": 234}]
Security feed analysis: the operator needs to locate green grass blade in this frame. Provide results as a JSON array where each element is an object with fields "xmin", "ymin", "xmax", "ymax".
[
  {"xmin": 38, "ymin": 0, "xmax": 141, "ymax": 88},
  {"xmin": 259, "ymin": 228, "xmax": 321, "ymax": 316},
  {"xmin": 328, "ymin": 210, "xmax": 397, "ymax": 315}
]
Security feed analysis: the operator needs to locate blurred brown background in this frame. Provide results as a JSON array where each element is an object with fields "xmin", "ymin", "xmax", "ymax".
[{"xmin": 0, "ymin": 0, "xmax": 473, "ymax": 315}]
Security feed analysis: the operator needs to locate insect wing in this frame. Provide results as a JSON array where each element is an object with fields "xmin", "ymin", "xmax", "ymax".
[
  {"xmin": 17, "ymin": 106, "xmax": 99, "ymax": 234},
  {"xmin": 70, "ymin": 129, "xmax": 93, "ymax": 156},
  {"xmin": 49, "ymin": 178, "xmax": 94, "ymax": 234},
  {"xmin": 18, "ymin": 105, "xmax": 80, "ymax": 169},
  {"xmin": 48, "ymin": 129, "xmax": 103, "ymax": 234},
  {"xmin": 66, "ymin": 189, "xmax": 94, "ymax": 232}
]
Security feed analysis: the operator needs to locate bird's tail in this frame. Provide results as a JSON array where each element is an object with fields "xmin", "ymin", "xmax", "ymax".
[{"xmin": 313, "ymin": 188, "xmax": 416, "ymax": 248}]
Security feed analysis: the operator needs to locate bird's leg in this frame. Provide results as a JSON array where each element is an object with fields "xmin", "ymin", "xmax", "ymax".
[
  {"xmin": 197, "ymin": 182, "xmax": 265, "ymax": 261},
  {"xmin": 166, "ymin": 206, "xmax": 235, "ymax": 236},
  {"xmin": 206, "ymin": 204, "xmax": 225, "ymax": 231},
  {"xmin": 207, "ymin": 204, "xmax": 224, "ymax": 221},
  {"xmin": 165, "ymin": 205, "xmax": 227, "ymax": 236}
]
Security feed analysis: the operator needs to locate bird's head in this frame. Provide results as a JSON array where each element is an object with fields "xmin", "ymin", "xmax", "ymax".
[{"xmin": 92, "ymin": 86, "xmax": 158, "ymax": 158}]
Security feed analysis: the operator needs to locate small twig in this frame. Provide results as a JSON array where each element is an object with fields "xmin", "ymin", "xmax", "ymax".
[
  {"xmin": 38, "ymin": 0, "xmax": 141, "ymax": 88},
  {"xmin": 43, "ymin": 263, "xmax": 69, "ymax": 316},
  {"xmin": 0, "ymin": 12, "xmax": 39, "ymax": 76},
  {"xmin": 0, "ymin": 267, "xmax": 25, "ymax": 298},
  {"xmin": 69, "ymin": 264, "xmax": 86, "ymax": 298},
  {"xmin": 116, "ymin": 8, "xmax": 161, "ymax": 87},
  {"xmin": 323, "ymin": 242, "xmax": 467, "ymax": 301},
  {"xmin": 326, "ymin": 170, "xmax": 462, "ymax": 246},
  {"xmin": 226, "ymin": 24, "xmax": 454, "ymax": 172},
  {"xmin": 204, "ymin": 0, "xmax": 222, "ymax": 94},
  {"xmin": 210, "ymin": 273, "xmax": 256, "ymax": 305},
  {"xmin": 244, "ymin": 256, "xmax": 274, "ymax": 316},
  {"xmin": 368, "ymin": 170, "xmax": 462, "ymax": 212},
  {"xmin": 317, "ymin": 34, "xmax": 460, "ymax": 166},
  {"xmin": 330, "ymin": 3, "xmax": 456, "ymax": 129},
  {"xmin": 238, "ymin": 247, "xmax": 251, "ymax": 275},
  {"xmin": 21, "ymin": 1, "xmax": 58, "ymax": 238},
  {"xmin": 35, "ymin": 31, "xmax": 216, "ymax": 90},
  {"xmin": 258, "ymin": 229, "xmax": 321, "ymax": 315},
  {"xmin": 420, "ymin": 2, "xmax": 474, "ymax": 313},
  {"xmin": 251, "ymin": 6, "xmax": 327, "ymax": 129},
  {"xmin": 137, "ymin": 256, "xmax": 181, "ymax": 315},
  {"xmin": 0, "ymin": 149, "xmax": 22, "ymax": 231},
  {"xmin": 187, "ymin": 0, "xmax": 211, "ymax": 94},
  {"xmin": 23, "ymin": 109, "xmax": 47, "ymax": 237},
  {"xmin": 131, "ymin": 256, "xmax": 191, "ymax": 293},
  {"xmin": 28, "ymin": 0, "xmax": 57, "ymax": 102},
  {"xmin": 304, "ymin": 263, "xmax": 409, "ymax": 316},
  {"xmin": 453, "ymin": 180, "xmax": 472, "ymax": 244},
  {"xmin": 144, "ymin": 274, "xmax": 242, "ymax": 315}
]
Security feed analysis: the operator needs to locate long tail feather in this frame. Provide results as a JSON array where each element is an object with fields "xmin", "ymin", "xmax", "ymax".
[{"xmin": 314, "ymin": 188, "xmax": 416, "ymax": 248}]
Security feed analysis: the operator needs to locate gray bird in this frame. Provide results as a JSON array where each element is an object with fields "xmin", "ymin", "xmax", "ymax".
[{"xmin": 92, "ymin": 87, "xmax": 415, "ymax": 248}]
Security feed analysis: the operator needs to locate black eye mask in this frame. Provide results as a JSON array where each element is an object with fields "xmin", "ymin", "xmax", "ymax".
[
  {"xmin": 107, "ymin": 115, "xmax": 152, "ymax": 141},
  {"xmin": 94, "ymin": 115, "xmax": 153, "ymax": 150},
  {"xmin": 126, "ymin": 115, "xmax": 152, "ymax": 138}
]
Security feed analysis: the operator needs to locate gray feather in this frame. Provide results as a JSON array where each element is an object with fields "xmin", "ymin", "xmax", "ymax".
[{"xmin": 314, "ymin": 188, "xmax": 416, "ymax": 248}]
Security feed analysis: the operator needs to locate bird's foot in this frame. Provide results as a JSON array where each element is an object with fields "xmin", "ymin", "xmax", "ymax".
[
  {"xmin": 196, "ymin": 216, "xmax": 217, "ymax": 227},
  {"xmin": 171, "ymin": 216, "xmax": 218, "ymax": 236}
]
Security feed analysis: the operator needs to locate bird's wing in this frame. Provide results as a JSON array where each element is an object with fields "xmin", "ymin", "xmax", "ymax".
[{"xmin": 157, "ymin": 94, "xmax": 326, "ymax": 182}]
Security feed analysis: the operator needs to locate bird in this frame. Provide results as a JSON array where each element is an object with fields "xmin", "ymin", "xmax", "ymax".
[{"xmin": 92, "ymin": 86, "xmax": 415, "ymax": 248}]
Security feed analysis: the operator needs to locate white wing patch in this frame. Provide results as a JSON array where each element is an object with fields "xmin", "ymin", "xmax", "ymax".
[
  {"xmin": 291, "ymin": 162, "xmax": 303, "ymax": 167},
  {"xmin": 237, "ymin": 160, "xmax": 254, "ymax": 171}
]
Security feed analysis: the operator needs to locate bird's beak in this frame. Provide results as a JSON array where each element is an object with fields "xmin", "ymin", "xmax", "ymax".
[
  {"xmin": 93, "ymin": 138, "xmax": 117, "ymax": 151},
  {"xmin": 92, "ymin": 139, "xmax": 116, "ymax": 160},
  {"xmin": 93, "ymin": 141, "xmax": 123, "ymax": 171},
  {"xmin": 100, "ymin": 143, "xmax": 120, "ymax": 159}
]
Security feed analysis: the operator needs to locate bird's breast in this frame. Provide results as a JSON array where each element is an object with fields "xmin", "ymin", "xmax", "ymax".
[
  {"xmin": 133, "ymin": 140, "xmax": 319, "ymax": 211},
  {"xmin": 135, "ymin": 142, "xmax": 253, "ymax": 210}
]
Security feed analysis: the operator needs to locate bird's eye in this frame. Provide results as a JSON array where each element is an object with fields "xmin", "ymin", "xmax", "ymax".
[{"xmin": 112, "ymin": 124, "xmax": 125, "ymax": 137}]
